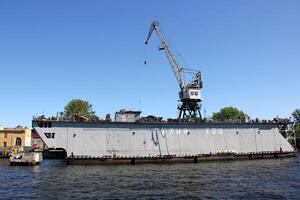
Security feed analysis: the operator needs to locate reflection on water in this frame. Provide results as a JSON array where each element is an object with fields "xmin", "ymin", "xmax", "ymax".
[{"xmin": 0, "ymin": 156, "xmax": 299, "ymax": 199}]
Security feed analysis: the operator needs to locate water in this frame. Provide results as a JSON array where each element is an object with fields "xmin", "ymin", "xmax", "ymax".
[{"xmin": 0, "ymin": 156, "xmax": 299, "ymax": 200}]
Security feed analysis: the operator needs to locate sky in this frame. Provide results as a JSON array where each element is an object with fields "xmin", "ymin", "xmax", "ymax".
[{"xmin": 0, "ymin": 0, "xmax": 299, "ymax": 127}]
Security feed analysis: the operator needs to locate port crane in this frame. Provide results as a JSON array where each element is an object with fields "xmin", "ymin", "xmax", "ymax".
[{"xmin": 145, "ymin": 21, "xmax": 203, "ymax": 120}]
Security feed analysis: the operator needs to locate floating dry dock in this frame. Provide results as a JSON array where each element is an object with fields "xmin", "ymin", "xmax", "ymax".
[{"xmin": 32, "ymin": 119, "xmax": 296, "ymax": 165}]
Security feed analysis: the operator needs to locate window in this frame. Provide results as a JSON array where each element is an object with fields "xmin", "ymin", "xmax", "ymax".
[
  {"xmin": 37, "ymin": 122, "xmax": 43, "ymax": 128},
  {"xmin": 195, "ymin": 91, "xmax": 198, "ymax": 96},
  {"xmin": 190, "ymin": 91, "xmax": 195, "ymax": 96},
  {"xmin": 15, "ymin": 138, "xmax": 22, "ymax": 146},
  {"xmin": 4, "ymin": 133, "xmax": 7, "ymax": 138},
  {"xmin": 45, "ymin": 132, "xmax": 55, "ymax": 138},
  {"xmin": 42, "ymin": 122, "xmax": 52, "ymax": 128},
  {"xmin": 45, "ymin": 132, "xmax": 51, "ymax": 138}
]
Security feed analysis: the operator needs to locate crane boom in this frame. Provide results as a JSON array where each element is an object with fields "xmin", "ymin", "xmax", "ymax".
[{"xmin": 145, "ymin": 21, "xmax": 185, "ymax": 89}]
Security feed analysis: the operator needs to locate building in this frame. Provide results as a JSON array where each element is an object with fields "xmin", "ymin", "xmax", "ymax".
[
  {"xmin": 0, "ymin": 127, "xmax": 32, "ymax": 147},
  {"xmin": 115, "ymin": 109, "xmax": 141, "ymax": 122}
]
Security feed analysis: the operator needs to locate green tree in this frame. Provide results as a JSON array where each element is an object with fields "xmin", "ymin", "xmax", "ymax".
[
  {"xmin": 212, "ymin": 107, "xmax": 248, "ymax": 122},
  {"xmin": 292, "ymin": 109, "xmax": 300, "ymax": 122},
  {"xmin": 64, "ymin": 99, "xmax": 97, "ymax": 120},
  {"xmin": 292, "ymin": 109, "xmax": 300, "ymax": 145}
]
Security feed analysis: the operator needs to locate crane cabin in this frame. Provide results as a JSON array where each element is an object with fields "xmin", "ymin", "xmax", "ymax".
[{"xmin": 180, "ymin": 88, "xmax": 201, "ymax": 101}]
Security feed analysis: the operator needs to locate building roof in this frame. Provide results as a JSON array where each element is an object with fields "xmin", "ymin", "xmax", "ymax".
[
  {"xmin": 116, "ymin": 109, "xmax": 142, "ymax": 114},
  {"xmin": 0, "ymin": 127, "xmax": 29, "ymax": 134}
]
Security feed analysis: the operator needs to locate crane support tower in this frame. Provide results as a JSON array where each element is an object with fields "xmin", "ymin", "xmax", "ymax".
[{"xmin": 145, "ymin": 21, "xmax": 203, "ymax": 120}]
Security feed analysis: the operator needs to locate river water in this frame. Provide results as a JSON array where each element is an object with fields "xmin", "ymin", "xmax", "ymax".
[{"xmin": 0, "ymin": 156, "xmax": 299, "ymax": 200}]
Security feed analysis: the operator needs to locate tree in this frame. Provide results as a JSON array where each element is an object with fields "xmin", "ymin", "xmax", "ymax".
[
  {"xmin": 212, "ymin": 107, "xmax": 248, "ymax": 122},
  {"xmin": 64, "ymin": 99, "xmax": 97, "ymax": 120},
  {"xmin": 289, "ymin": 109, "xmax": 300, "ymax": 148},
  {"xmin": 292, "ymin": 109, "xmax": 300, "ymax": 123}
]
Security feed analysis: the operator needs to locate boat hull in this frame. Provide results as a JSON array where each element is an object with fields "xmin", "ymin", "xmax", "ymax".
[{"xmin": 32, "ymin": 121, "xmax": 296, "ymax": 164}]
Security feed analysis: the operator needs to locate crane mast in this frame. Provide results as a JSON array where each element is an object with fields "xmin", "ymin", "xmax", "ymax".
[{"xmin": 145, "ymin": 21, "xmax": 203, "ymax": 120}]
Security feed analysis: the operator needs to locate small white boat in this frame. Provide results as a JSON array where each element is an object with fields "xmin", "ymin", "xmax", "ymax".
[{"xmin": 9, "ymin": 147, "xmax": 42, "ymax": 166}]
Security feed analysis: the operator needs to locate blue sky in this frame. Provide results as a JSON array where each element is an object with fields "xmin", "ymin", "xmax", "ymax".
[{"xmin": 0, "ymin": 0, "xmax": 299, "ymax": 127}]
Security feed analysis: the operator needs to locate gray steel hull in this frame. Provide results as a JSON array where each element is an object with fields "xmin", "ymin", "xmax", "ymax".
[{"xmin": 32, "ymin": 121, "xmax": 296, "ymax": 164}]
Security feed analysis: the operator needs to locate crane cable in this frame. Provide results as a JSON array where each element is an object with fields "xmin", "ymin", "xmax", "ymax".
[{"xmin": 144, "ymin": 44, "xmax": 147, "ymax": 64}]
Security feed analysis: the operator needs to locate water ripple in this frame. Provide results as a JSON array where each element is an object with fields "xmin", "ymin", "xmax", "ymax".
[{"xmin": 0, "ymin": 156, "xmax": 299, "ymax": 200}]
